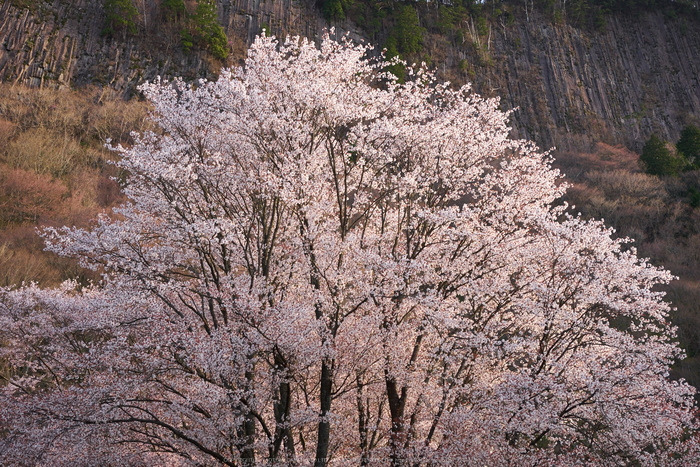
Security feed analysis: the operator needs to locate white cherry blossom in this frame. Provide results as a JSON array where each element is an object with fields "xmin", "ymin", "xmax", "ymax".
[{"xmin": 1, "ymin": 33, "xmax": 698, "ymax": 466}]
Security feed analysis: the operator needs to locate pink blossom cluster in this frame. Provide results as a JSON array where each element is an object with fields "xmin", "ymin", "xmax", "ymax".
[{"xmin": 1, "ymin": 33, "xmax": 698, "ymax": 466}]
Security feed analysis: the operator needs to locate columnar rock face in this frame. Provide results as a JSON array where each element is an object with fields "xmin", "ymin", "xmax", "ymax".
[
  {"xmin": 0, "ymin": 0, "xmax": 363, "ymax": 93},
  {"xmin": 221, "ymin": 0, "xmax": 321, "ymax": 45},
  {"xmin": 0, "ymin": 0, "xmax": 247, "ymax": 91},
  {"xmin": 0, "ymin": 0, "xmax": 699, "ymax": 151},
  {"xmin": 456, "ymin": 13, "xmax": 700, "ymax": 151}
]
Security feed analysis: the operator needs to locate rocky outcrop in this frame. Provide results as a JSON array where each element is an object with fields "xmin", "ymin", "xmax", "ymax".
[
  {"xmin": 1, "ymin": 1, "xmax": 699, "ymax": 152},
  {"xmin": 0, "ymin": 0, "xmax": 208, "ymax": 91},
  {"xmin": 0, "ymin": 0, "xmax": 343, "ymax": 93},
  {"xmin": 448, "ymin": 12, "xmax": 700, "ymax": 151}
]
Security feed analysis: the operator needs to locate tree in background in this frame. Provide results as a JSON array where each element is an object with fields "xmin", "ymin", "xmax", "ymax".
[
  {"xmin": 321, "ymin": 0, "xmax": 353, "ymax": 21},
  {"xmin": 192, "ymin": 0, "xmax": 229, "ymax": 60},
  {"xmin": 161, "ymin": 0, "xmax": 229, "ymax": 60},
  {"xmin": 641, "ymin": 133, "xmax": 685, "ymax": 176},
  {"xmin": 103, "ymin": 0, "xmax": 138, "ymax": 37},
  {"xmin": 677, "ymin": 124, "xmax": 700, "ymax": 170},
  {"xmin": 162, "ymin": 0, "xmax": 186, "ymax": 21},
  {"xmin": 392, "ymin": 5, "xmax": 424, "ymax": 55},
  {"xmin": 1, "ymin": 34, "xmax": 699, "ymax": 466},
  {"xmin": 383, "ymin": 5, "xmax": 425, "ymax": 83}
]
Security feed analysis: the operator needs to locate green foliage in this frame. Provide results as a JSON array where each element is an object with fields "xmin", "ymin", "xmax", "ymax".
[
  {"xmin": 10, "ymin": 0, "xmax": 34, "ymax": 10},
  {"xmin": 502, "ymin": 8, "xmax": 516, "ymax": 26},
  {"xmin": 476, "ymin": 15, "xmax": 489, "ymax": 36},
  {"xmin": 162, "ymin": 0, "xmax": 186, "ymax": 19},
  {"xmin": 459, "ymin": 59, "xmax": 475, "ymax": 78},
  {"xmin": 180, "ymin": 29, "xmax": 194, "ymax": 53},
  {"xmin": 194, "ymin": 0, "xmax": 218, "ymax": 32},
  {"xmin": 193, "ymin": 0, "xmax": 229, "ymax": 60},
  {"xmin": 383, "ymin": 36, "xmax": 406, "ymax": 83},
  {"xmin": 392, "ymin": 6, "xmax": 424, "ymax": 55},
  {"xmin": 641, "ymin": 134, "xmax": 685, "ymax": 176},
  {"xmin": 592, "ymin": 8, "xmax": 608, "ymax": 30},
  {"xmin": 381, "ymin": 5, "xmax": 425, "ymax": 81},
  {"xmin": 103, "ymin": 0, "xmax": 138, "ymax": 37},
  {"xmin": 163, "ymin": 0, "xmax": 185, "ymax": 13},
  {"xmin": 207, "ymin": 27, "xmax": 229, "ymax": 61},
  {"xmin": 677, "ymin": 125, "xmax": 700, "ymax": 170},
  {"xmin": 321, "ymin": 0, "xmax": 353, "ymax": 21},
  {"xmin": 336, "ymin": 0, "xmax": 699, "ymax": 46},
  {"xmin": 162, "ymin": 0, "xmax": 228, "ymax": 60},
  {"xmin": 435, "ymin": 2, "xmax": 471, "ymax": 35},
  {"xmin": 688, "ymin": 187, "xmax": 700, "ymax": 208},
  {"xmin": 348, "ymin": 1, "xmax": 387, "ymax": 35}
]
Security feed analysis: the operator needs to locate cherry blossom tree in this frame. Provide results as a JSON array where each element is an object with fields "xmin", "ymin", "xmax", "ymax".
[{"xmin": 1, "ymin": 33, "xmax": 698, "ymax": 466}]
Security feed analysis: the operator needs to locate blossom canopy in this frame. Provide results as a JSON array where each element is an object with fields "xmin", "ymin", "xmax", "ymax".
[{"xmin": 1, "ymin": 33, "xmax": 698, "ymax": 467}]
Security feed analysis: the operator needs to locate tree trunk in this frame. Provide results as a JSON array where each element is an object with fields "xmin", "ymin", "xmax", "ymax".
[
  {"xmin": 237, "ymin": 369, "xmax": 256, "ymax": 466},
  {"xmin": 272, "ymin": 367, "xmax": 295, "ymax": 464},
  {"xmin": 386, "ymin": 376, "xmax": 408, "ymax": 467},
  {"xmin": 356, "ymin": 376, "xmax": 371, "ymax": 466},
  {"xmin": 314, "ymin": 359, "xmax": 333, "ymax": 467}
]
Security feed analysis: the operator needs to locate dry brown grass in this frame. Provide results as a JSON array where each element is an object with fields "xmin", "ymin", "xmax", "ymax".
[
  {"xmin": 554, "ymin": 142, "xmax": 640, "ymax": 181},
  {"xmin": 5, "ymin": 128, "xmax": 89, "ymax": 177},
  {"xmin": 0, "ymin": 84, "xmax": 150, "ymax": 145},
  {"xmin": 0, "ymin": 84, "xmax": 151, "ymax": 177},
  {"xmin": 0, "ymin": 84, "xmax": 149, "ymax": 287},
  {"xmin": 586, "ymin": 170, "xmax": 666, "ymax": 202}
]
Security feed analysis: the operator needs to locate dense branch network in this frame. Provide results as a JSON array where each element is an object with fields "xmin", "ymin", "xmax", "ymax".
[{"xmin": 1, "ymin": 33, "xmax": 698, "ymax": 466}]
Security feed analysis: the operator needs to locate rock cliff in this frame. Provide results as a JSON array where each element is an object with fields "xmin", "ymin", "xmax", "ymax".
[
  {"xmin": 454, "ymin": 12, "xmax": 700, "ymax": 151},
  {"xmin": 1, "ymin": 0, "xmax": 699, "ymax": 151}
]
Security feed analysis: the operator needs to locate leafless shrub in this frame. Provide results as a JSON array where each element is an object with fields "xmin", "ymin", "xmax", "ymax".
[
  {"xmin": 5, "ymin": 128, "xmax": 89, "ymax": 177},
  {"xmin": 586, "ymin": 170, "xmax": 667, "ymax": 204},
  {"xmin": 0, "ymin": 167, "xmax": 68, "ymax": 227},
  {"xmin": 0, "ymin": 243, "xmax": 61, "ymax": 287}
]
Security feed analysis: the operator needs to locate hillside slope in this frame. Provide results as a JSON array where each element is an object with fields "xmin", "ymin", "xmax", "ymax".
[{"xmin": 1, "ymin": 1, "xmax": 699, "ymax": 151}]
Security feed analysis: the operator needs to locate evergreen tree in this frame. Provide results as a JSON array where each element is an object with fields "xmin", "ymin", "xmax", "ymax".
[
  {"xmin": 393, "ymin": 5, "xmax": 424, "ymax": 55},
  {"xmin": 640, "ymin": 134, "xmax": 684, "ymax": 176},
  {"xmin": 194, "ymin": 0, "xmax": 229, "ymax": 60},
  {"xmin": 321, "ymin": 0, "xmax": 352, "ymax": 21},
  {"xmin": 677, "ymin": 124, "xmax": 700, "ymax": 170},
  {"xmin": 162, "ymin": 0, "xmax": 186, "ymax": 21},
  {"xmin": 103, "ymin": 0, "xmax": 138, "ymax": 37}
]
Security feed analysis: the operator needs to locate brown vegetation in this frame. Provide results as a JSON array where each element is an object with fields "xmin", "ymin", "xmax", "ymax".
[{"xmin": 0, "ymin": 84, "xmax": 149, "ymax": 287}]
